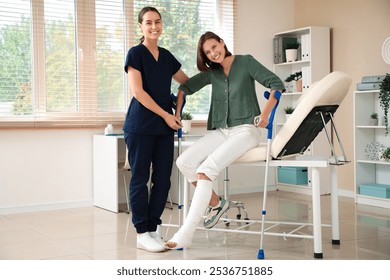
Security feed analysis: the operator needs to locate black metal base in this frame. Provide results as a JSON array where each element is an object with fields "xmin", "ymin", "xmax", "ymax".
[{"xmin": 314, "ymin": 252, "xmax": 323, "ymax": 259}]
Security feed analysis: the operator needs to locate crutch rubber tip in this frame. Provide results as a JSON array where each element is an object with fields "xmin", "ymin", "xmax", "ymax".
[
  {"xmin": 332, "ymin": 239, "xmax": 340, "ymax": 245},
  {"xmin": 257, "ymin": 249, "xmax": 265, "ymax": 259}
]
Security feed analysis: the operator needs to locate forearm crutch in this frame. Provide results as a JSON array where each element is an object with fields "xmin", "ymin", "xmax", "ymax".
[
  {"xmin": 258, "ymin": 90, "xmax": 281, "ymax": 259},
  {"xmin": 171, "ymin": 93, "xmax": 186, "ymax": 230}
]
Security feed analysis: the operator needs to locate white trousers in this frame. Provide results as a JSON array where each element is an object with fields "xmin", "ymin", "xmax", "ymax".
[{"xmin": 176, "ymin": 124, "xmax": 262, "ymax": 183}]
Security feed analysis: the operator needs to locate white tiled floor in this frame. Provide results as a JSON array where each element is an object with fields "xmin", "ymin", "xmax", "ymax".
[{"xmin": 1, "ymin": 191, "xmax": 390, "ymax": 260}]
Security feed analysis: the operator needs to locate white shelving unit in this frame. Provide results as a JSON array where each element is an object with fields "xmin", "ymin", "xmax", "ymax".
[
  {"xmin": 353, "ymin": 90, "xmax": 390, "ymax": 209},
  {"xmin": 273, "ymin": 26, "xmax": 330, "ymax": 195}
]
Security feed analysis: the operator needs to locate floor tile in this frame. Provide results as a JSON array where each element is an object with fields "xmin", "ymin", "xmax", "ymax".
[{"xmin": 0, "ymin": 191, "xmax": 389, "ymax": 260}]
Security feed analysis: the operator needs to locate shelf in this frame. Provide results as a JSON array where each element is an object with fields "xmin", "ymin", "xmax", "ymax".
[
  {"xmin": 275, "ymin": 60, "xmax": 310, "ymax": 67},
  {"xmin": 282, "ymin": 92, "xmax": 303, "ymax": 96},
  {"xmin": 356, "ymin": 125, "xmax": 386, "ymax": 129},
  {"xmin": 357, "ymin": 159, "xmax": 390, "ymax": 165},
  {"xmin": 277, "ymin": 182, "xmax": 309, "ymax": 187},
  {"xmin": 355, "ymin": 90, "xmax": 380, "ymax": 94},
  {"xmin": 274, "ymin": 26, "xmax": 311, "ymax": 37},
  {"xmin": 356, "ymin": 195, "xmax": 390, "ymax": 209}
]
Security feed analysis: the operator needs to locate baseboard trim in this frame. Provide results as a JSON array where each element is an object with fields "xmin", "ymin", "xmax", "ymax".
[
  {"xmin": 0, "ymin": 199, "xmax": 93, "ymax": 215},
  {"xmin": 224, "ymin": 185, "xmax": 277, "ymax": 195}
]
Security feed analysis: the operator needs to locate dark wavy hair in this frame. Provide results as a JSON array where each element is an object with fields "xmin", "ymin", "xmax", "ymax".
[
  {"xmin": 138, "ymin": 6, "xmax": 162, "ymax": 44},
  {"xmin": 196, "ymin": 31, "xmax": 232, "ymax": 72}
]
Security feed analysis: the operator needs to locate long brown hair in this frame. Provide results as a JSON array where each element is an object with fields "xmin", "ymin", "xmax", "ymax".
[
  {"xmin": 196, "ymin": 31, "xmax": 232, "ymax": 72},
  {"xmin": 138, "ymin": 6, "xmax": 162, "ymax": 44}
]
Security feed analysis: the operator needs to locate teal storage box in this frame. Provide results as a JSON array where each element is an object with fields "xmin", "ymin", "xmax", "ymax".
[
  {"xmin": 359, "ymin": 183, "xmax": 390, "ymax": 198},
  {"xmin": 277, "ymin": 166, "xmax": 308, "ymax": 185}
]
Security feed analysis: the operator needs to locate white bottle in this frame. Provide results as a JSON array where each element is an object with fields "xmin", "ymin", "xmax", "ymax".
[{"xmin": 104, "ymin": 124, "xmax": 113, "ymax": 135}]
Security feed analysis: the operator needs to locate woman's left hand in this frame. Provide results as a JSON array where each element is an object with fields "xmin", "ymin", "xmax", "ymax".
[
  {"xmin": 254, "ymin": 115, "xmax": 269, "ymax": 128},
  {"xmin": 163, "ymin": 114, "xmax": 183, "ymax": 131}
]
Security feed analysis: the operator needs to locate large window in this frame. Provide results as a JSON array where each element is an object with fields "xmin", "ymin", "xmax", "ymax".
[{"xmin": 0, "ymin": 0, "xmax": 235, "ymax": 128}]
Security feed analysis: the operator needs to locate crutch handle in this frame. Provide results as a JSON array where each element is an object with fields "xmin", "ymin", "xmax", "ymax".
[
  {"xmin": 171, "ymin": 93, "xmax": 186, "ymax": 139},
  {"xmin": 263, "ymin": 90, "xmax": 282, "ymax": 139}
]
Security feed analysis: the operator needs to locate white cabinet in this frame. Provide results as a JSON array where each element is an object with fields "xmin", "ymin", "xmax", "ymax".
[
  {"xmin": 273, "ymin": 26, "xmax": 331, "ymax": 194},
  {"xmin": 353, "ymin": 90, "xmax": 390, "ymax": 209},
  {"xmin": 93, "ymin": 135, "xmax": 128, "ymax": 213}
]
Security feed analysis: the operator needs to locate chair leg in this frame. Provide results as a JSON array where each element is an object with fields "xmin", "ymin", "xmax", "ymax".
[{"xmin": 223, "ymin": 167, "xmax": 248, "ymax": 222}]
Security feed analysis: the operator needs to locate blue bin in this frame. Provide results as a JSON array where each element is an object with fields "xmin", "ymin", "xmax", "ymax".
[
  {"xmin": 359, "ymin": 183, "xmax": 390, "ymax": 199},
  {"xmin": 277, "ymin": 166, "xmax": 308, "ymax": 185}
]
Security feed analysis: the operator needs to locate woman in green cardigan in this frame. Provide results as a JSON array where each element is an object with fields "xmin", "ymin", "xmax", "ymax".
[{"xmin": 165, "ymin": 31, "xmax": 285, "ymax": 250}]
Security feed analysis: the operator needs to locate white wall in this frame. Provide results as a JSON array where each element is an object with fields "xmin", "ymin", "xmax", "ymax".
[
  {"xmin": 0, "ymin": 129, "xmax": 99, "ymax": 214},
  {"xmin": 235, "ymin": 0, "xmax": 294, "ymax": 66}
]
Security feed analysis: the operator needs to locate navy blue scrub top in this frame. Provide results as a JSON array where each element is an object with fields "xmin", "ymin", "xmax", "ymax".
[{"xmin": 123, "ymin": 44, "xmax": 182, "ymax": 135}]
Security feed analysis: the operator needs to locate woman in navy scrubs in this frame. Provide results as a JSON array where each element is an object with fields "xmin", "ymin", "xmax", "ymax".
[{"xmin": 123, "ymin": 6, "xmax": 188, "ymax": 253}]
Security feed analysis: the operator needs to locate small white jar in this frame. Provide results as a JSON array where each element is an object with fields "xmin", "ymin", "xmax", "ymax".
[{"xmin": 104, "ymin": 124, "xmax": 114, "ymax": 135}]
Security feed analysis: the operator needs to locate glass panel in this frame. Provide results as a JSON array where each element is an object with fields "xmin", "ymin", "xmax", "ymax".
[
  {"xmin": 96, "ymin": 0, "xmax": 125, "ymax": 112},
  {"xmin": 44, "ymin": 0, "xmax": 76, "ymax": 112},
  {"xmin": 0, "ymin": 0, "xmax": 32, "ymax": 116}
]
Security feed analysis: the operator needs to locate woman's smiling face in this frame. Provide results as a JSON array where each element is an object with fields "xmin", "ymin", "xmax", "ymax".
[
  {"xmin": 139, "ymin": 11, "xmax": 162, "ymax": 41},
  {"xmin": 202, "ymin": 38, "xmax": 226, "ymax": 63}
]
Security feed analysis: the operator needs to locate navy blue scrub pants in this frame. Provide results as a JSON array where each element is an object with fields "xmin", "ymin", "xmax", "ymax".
[{"xmin": 124, "ymin": 132, "xmax": 174, "ymax": 234}]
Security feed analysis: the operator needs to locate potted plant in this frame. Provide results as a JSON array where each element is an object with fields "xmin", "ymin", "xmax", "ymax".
[
  {"xmin": 285, "ymin": 41, "xmax": 300, "ymax": 62},
  {"xmin": 370, "ymin": 112, "xmax": 378, "ymax": 126},
  {"xmin": 284, "ymin": 106, "xmax": 295, "ymax": 121},
  {"xmin": 379, "ymin": 73, "xmax": 390, "ymax": 135},
  {"xmin": 284, "ymin": 75, "xmax": 294, "ymax": 92},
  {"xmin": 181, "ymin": 111, "xmax": 193, "ymax": 134},
  {"xmin": 381, "ymin": 147, "xmax": 390, "ymax": 161},
  {"xmin": 285, "ymin": 71, "xmax": 302, "ymax": 92}
]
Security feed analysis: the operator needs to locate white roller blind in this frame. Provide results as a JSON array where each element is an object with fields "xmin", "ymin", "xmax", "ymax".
[{"xmin": 0, "ymin": 0, "xmax": 236, "ymax": 128}]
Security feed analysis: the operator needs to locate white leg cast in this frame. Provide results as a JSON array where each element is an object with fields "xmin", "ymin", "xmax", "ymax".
[{"xmin": 165, "ymin": 179, "xmax": 213, "ymax": 249}]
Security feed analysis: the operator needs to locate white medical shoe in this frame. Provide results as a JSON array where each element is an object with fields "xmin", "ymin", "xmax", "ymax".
[
  {"xmin": 149, "ymin": 231, "xmax": 164, "ymax": 246},
  {"xmin": 137, "ymin": 232, "xmax": 166, "ymax": 253},
  {"xmin": 149, "ymin": 225, "xmax": 165, "ymax": 246}
]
